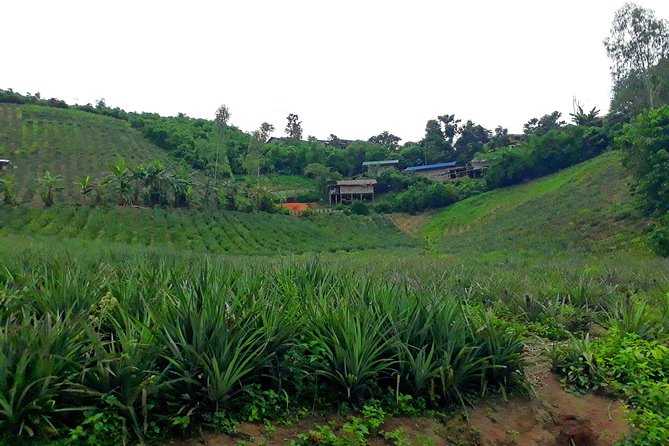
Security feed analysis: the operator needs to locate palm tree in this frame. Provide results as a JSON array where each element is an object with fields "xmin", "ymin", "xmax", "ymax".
[
  {"xmin": 110, "ymin": 158, "xmax": 132, "ymax": 205},
  {"xmin": 37, "ymin": 170, "xmax": 62, "ymax": 207},
  {"xmin": 171, "ymin": 168, "xmax": 194, "ymax": 208},
  {"xmin": 219, "ymin": 179, "xmax": 241, "ymax": 211},
  {"xmin": 73, "ymin": 176, "xmax": 94, "ymax": 204},
  {"xmin": 133, "ymin": 161, "xmax": 170, "ymax": 207}
]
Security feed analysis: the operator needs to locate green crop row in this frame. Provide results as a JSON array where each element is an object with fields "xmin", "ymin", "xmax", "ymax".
[{"xmin": 0, "ymin": 205, "xmax": 419, "ymax": 255}]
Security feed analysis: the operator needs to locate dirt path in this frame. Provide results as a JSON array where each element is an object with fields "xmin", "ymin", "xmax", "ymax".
[
  {"xmin": 388, "ymin": 212, "xmax": 435, "ymax": 236},
  {"xmin": 166, "ymin": 342, "xmax": 628, "ymax": 445},
  {"xmin": 449, "ymin": 341, "xmax": 629, "ymax": 445}
]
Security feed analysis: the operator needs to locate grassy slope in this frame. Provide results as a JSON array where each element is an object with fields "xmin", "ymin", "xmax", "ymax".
[
  {"xmin": 0, "ymin": 103, "xmax": 189, "ymax": 203},
  {"xmin": 423, "ymin": 151, "xmax": 647, "ymax": 256}
]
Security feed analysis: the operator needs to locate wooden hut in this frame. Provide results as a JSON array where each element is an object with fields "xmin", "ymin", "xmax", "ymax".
[{"xmin": 328, "ymin": 179, "xmax": 377, "ymax": 204}]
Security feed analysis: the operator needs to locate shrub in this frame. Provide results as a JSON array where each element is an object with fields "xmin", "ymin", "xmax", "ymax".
[{"xmin": 350, "ymin": 200, "xmax": 369, "ymax": 215}]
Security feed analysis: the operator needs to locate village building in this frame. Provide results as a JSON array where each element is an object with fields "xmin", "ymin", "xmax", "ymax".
[
  {"xmin": 362, "ymin": 160, "xmax": 399, "ymax": 177},
  {"xmin": 327, "ymin": 179, "xmax": 377, "ymax": 204},
  {"xmin": 0, "ymin": 159, "xmax": 13, "ymax": 170},
  {"xmin": 403, "ymin": 162, "xmax": 459, "ymax": 180},
  {"xmin": 404, "ymin": 160, "xmax": 488, "ymax": 181}
]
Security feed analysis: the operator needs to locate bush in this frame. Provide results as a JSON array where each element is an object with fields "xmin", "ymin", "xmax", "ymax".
[
  {"xmin": 618, "ymin": 106, "xmax": 669, "ymax": 216},
  {"xmin": 650, "ymin": 214, "xmax": 669, "ymax": 257},
  {"xmin": 350, "ymin": 201, "xmax": 369, "ymax": 215}
]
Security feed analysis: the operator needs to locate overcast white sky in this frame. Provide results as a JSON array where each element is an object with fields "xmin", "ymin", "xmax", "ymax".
[{"xmin": 3, "ymin": 1, "xmax": 669, "ymax": 142}]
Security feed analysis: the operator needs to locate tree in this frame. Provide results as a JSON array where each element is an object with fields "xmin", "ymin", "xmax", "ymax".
[
  {"xmin": 285, "ymin": 114, "xmax": 303, "ymax": 140},
  {"xmin": 604, "ymin": 3, "xmax": 669, "ymax": 109},
  {"xmin": 215, "ymin": 104, "xmax": 231, "ymax": 127},
  {"xmin": 110, "ymin": 158, "xmax": 132, "ymax": 205},
  {"xmin": 74, "ymin": 176, "xmax": 94, "ymax": 204},
  {"xmin": 523, "ymin": 111, "xmax": 565, "ymax": 136},
  {"xmin": 37, "ymin": 170, "xmax": 62, "ymax": 207},
  {"xmin": 171, "ymin": 168, "xmax": 194, "ymax": 208},
  {"xmin": 611, "ymin": 56, "xmax": 669, "ymax": 118},
  {"xmin": 368, "ymin": 131, "xmax": 402, "ymax": 150},
  {"xmin": 454, "ymin": 121, "xmax": 490, "ymax": 163},
  {"xmin": 242, "ymin": 130, "xmax": 268, "ymax": 179},
  {"xmin": 570, "ymin": 105, "xmax": 602, "ymax": 127},
  {"xmin": 259, "ymin": 122, "xmax": 275, "ymax": 142},
  {"xmin": 486, "ymin": 126, "xmax": 512, "ymax": 150},
  {"xmin": 303, "ymin": 163, "xmax": 341, "ymax": 197},
  {"xmin": 618, "ymin": 105, "xmax": 669, "ymax": 215}
]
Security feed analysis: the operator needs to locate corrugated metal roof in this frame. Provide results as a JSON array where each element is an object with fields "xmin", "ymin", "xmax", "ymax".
[
  {"xmin": 362, "ymin": 160, "xmax": 399, "ymax": 166},
  {"xmin": 335, "ymin": 179, "xmax": 378, "ymax": 186},
  {"xmin": 403, "ymin": 162, "xmax": 456, "ymax": 172}
]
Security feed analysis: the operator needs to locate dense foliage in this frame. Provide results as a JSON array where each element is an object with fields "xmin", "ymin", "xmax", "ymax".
[
  {"xmin": 484, "ymin": 124, "xmax": 612, "ymax": 189},
  {"xmin": 618, "ymin": 105, "xmax": 669, "ymax": 255}
]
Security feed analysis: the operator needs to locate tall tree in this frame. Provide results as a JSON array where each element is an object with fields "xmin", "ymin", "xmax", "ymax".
[
  {"xmin": 569, "ymin": 105, "xmax": 602, "ymax": 127},
  {"xmin": 215, "ymin": 104, "xmax": 231, "ymax": 127},
  {"xmin": 604, "ymin": 3, "xmax": 669, "ymax": 109},
  {"xmin": 285, "ymin": 114, "xmax": 303, "ymax": 140},
  {"xmin": 243, "ymin": 130, "xmax": 268, "ymax": 179},
  {"xmin": 37, "ymin": 170, "xmax": 62, "ymax": 208},
  {"xmin": 523, "ymin": 111, "xmax": 566, "ymax": 136},
  {"xmin": 454, "ymin": 121, "xmax": 490, "ymax": 163},
  {"xmin": 368, "ymin": 131, "xmax": 402, "ymax": 151},
  {"xmin": 259, "ymin": 122, "xmax": 275, "ymax": 142}
]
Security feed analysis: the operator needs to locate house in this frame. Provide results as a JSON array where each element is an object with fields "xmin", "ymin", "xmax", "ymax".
[
  {"xmin": 362, "ymin": 160, "xmax": 399, "ymax": 177},
  {"xmin": 327, "ymin": 179, "xmax": 377, "ymax": 204},
  {"xmin": 0, "ymin": 159, "xmax": 13, "ymax": 171},
  {"xmin": 404, "ymin": 160, "xmax": 488, "ymax": 181},
  {"xmin": 403, "ymin": 162, "xmax": 459, "ymax": 181}
]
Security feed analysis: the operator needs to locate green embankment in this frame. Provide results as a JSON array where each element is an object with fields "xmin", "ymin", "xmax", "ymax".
[
  {"xmin": 423, "ymin": 151, "xmax": 646, "ymax": 255},
  {"xmin": 0, "ymin": 205, "xmax": 418, "ymax": 254},
  {"xmin": 0, "ymin": 103, "xmax": 188, "ymax": 203}
]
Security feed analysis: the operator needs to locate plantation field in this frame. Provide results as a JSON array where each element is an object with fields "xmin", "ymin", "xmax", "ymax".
[
  {"xmin": 0, "ymin": 238, "xmax": 667, "ymax": 445},
  {"xmin": 0, "ymin": 205, "xmax": 418, "ymax": 254},
  {"xmin": 0, "ymin": 103, "xmax": 189, "ymax": 203},
  {"xmin": 423, "ymin": 151, "xmax": 644, "ymax": 255}
]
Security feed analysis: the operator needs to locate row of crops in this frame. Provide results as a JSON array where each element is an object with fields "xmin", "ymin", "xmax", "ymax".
[
  {"xmin": 0, "ymin": 204, "xmax": 419, "ymax": 254},
  {"xmin": 0, "ymin": 250, "xmax": 527, "ymax": 443},
  {"xmin": 0, "ymin": 104, "xmax": 186, "ymax": 202}
]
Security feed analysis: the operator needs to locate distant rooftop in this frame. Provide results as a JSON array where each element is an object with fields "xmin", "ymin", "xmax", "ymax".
[
  {"xmin": 403, "ymin": 162, "xmax": 456, "ymax": 172},
  {"xmin": 362, "ymin": 160, "xmax": 399, "ymax": 166},
  {"xmin": 335, "ymin": 179, "xmax": 378, "ymax": 186}
]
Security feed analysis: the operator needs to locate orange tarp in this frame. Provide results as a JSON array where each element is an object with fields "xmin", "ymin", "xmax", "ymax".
[{"xmin": 280, "ymin": 202, "xmax": 309, "ymax": 211}]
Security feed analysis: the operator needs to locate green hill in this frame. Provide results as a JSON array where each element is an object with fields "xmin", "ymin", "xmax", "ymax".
[
  {"xmin": 0, "ymin": 103, "xmax": 193, "ymax": 203},
  {"xmin": 422, "ymin": 151, "xmax": 646, "ymax": 256}
]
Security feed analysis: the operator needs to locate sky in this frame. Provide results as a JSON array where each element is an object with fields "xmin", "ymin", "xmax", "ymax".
[{"xmin": 3, "ymin": 1, "xmax": 669, "ymax": 142}]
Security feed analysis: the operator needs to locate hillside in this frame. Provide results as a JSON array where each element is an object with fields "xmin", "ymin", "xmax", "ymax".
[
  {"xmin": 0, "ymin": 205, "xmax": 418, "ymax": 254},
  {"xmin": 422, "ymin": 150, "xmax": 646, "ymax": 255},
  {"xmin": 0, "ymin": 103, "xmax": 191, "ymax": 203}
]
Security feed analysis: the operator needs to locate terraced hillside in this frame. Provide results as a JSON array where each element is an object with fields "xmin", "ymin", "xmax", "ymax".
[
  {"xmin": 423, "ymin": 151, "xmax": 645, "ymax": 255},
  {"xmin": 0, "ymin": 205, "xmax": 418, "ymax": 254},
  {"xmin": 0, "ymin": 103, "xmax": 188, "ymax": 203}
]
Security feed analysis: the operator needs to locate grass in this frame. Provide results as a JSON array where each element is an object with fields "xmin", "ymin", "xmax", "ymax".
[{"xmin": 423, "ymin": 151, "xmax": 645, "ymax": 256}]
